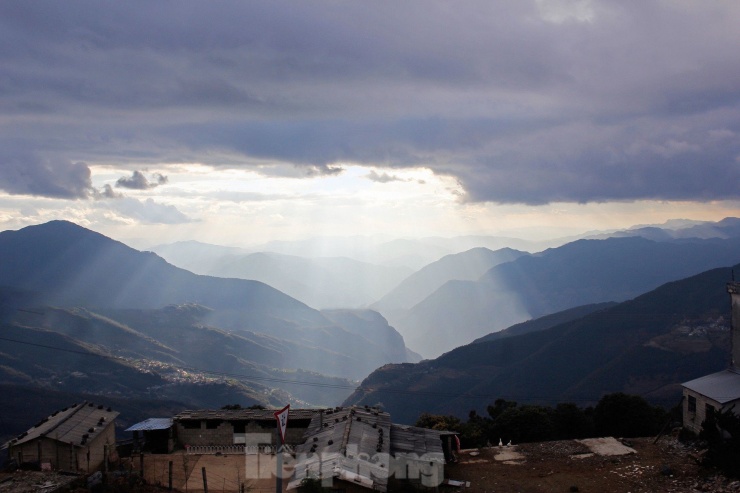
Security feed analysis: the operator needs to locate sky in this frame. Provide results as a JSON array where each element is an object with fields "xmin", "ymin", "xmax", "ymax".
[{"xmin": 1, "ymin": 0, "xmax": 739, "ymax": 249}]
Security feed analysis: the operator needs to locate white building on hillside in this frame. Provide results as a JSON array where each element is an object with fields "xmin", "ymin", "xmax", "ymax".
[{"xmin": 682, "ymin": 282, "xmax": 740, "ymax": 434}]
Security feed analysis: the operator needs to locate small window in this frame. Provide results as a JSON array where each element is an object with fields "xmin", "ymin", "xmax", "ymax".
[
  {"xmin": 706, "ymin": 404, "xmax": 715, "ymax": 418},
  {"xmin": 206, "ymin": 420, "xmax": 222, "ymax": 430},
  {"xmin": 688, "ymin": 395, "xmax": 697, "ymax": 414},
  {"xmin": 180, "ymin": 420, "xmax": 201, "ymax": 430}
]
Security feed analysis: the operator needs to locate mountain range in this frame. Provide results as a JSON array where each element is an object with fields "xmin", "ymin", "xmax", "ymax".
[
  {"xmin": 388, "ymin": 235, "xmax": 740, "ymax": 357},
  {"xmin": 343, "ymin": 263, "xmax": 738, "ymax": 424},
  {"xmin": 3, "ymin": 217, "xmax": 740, "ymax": 438},
  {"xmin": 151, "ymin": 242, "xmax": 413, "ymax": 309},
  {"xmin": 0, "ymin": 221, "xmax": 419, "ymax": 413}
]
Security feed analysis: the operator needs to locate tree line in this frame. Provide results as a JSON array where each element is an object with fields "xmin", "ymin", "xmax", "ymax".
[{"xmin": 415, "ymin": 393, "xmax": 672, "ymax": 448}]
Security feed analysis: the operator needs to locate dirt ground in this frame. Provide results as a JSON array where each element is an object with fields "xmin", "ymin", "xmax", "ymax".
[
  {"xmin": 5, "ymin": 436, "xmax": 737, "ymax": 493},
  {"xmin": 445, "ymin": 436, "xmax": 740, "ymax": 493}
]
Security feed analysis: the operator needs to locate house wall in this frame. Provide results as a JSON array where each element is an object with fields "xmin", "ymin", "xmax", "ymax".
[
  {"xmin": 175, "ymin": 420, "xmax": 307, "ymax": 448},
  {"xmin": 10, "ymin": 437, "xmax": 64, "ymax": 468},
  {"xmin": 730, "ymin": 284, "xmax": 740, "ymax": 370},
  {"xmin": 175, "ymin": 420, "xmax": 236, "ymax": 447},
  {"xmin": 8, "ymin": 422, "xmax": 115, "ymax": 472},
  {"xmin": 77, "ymin": 423, "xmax": 116, "ymax": 473},
  {"xmin": 682, "ymin": 389, "xmax": 740, "ymax": 435}
]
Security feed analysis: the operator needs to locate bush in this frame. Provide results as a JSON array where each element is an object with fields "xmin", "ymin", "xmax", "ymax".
[{"xmin": 594, "ymin": 393, "xmax": 666, "ymax": 438}]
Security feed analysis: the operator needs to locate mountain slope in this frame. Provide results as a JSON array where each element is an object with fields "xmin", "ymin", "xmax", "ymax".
[
  {"xmin": 372, "ymin": 247, "xmax": 528, "ymax": 314},
  {"xmin": 152, "ymin": 241, "xmax": 413, "ymax": 309},
  {"xmin": 0, "ymin": 221, "xmax": 418, "ymax": 390},
  {"xmin": 205, "ymin": 252, "xmax": 412, "ymax": 309},
  {"xmin": 472, "ymin": 301, "xmax": 618, "ymax": 344},
  {"xmin": 0, "ymin": 221, "xmax": 328, "ymax": 331},
  {"xmin": 344, "ymin": 263, "xmax": 738, "ymax": 424},
  {"xmin": 395, "ymin": 236, "xmax": 740, "ymax": 357}
]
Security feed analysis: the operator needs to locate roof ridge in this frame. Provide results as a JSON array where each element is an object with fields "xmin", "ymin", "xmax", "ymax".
[
  {"xmin": 40, "ymin": 401, "xmax": 88, "ymax": 438},
  {"xmin": 340, "ymin": 408, "xmax": 354, "ymax": 455}
]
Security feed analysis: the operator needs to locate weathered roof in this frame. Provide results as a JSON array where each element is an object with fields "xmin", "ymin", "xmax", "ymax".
[
  {"xmin": 174, "ymin": 408, "xmax": 321, "ymax": 421},
  {"xmin": 7, "ymin": 402, "xmax": 118, "ymax": 448},
  {"xmin": 289, "ymin": 406, "xmax": 392, "ymax": 492},
  {"xmin": 683, "ymin": 369, "xmax": 740, "ymax": 404},
  {"xmin": 125, "ymin": 418, "xmax": 173, "ymax": 432},
  {"xmin": 389, "ymin": 424, "xmax": 445, "ymax": 463}
]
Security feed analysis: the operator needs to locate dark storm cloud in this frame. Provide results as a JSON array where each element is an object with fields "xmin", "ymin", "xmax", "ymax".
[
  {"xmin": 93, "ymin": 184, "xmax": 123, "ymax": 200},
  {"xmin": 116, "ymin": 170, "xmax": 168, "ymax": 190},
  {"xmin": 1, "ymin": 0, "xmax": 739, "ymax": 204},
  {"xmin": 0, "ymin": 148, "xmax": 92, "ymax": 199}
]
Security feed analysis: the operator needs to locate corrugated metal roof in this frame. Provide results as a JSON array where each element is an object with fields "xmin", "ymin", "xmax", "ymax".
[
  {"xmin": 174, "ymin": 408, "xmax": 322, "ymax": 421},
  {"xmin": 8, "ymin": 402, "xmax": 119, "ymax": 448},
  {"xmin": 290, "ymin": 406, "xmax": 391, "ymax": 492},
  {"xmin": 125, "ymin": 418, "xmax": 173, "ymax": 432},
  {"xmin": 389, "ymin": 424, "xmax": 445, "ymax": 463},
  {"xmin": 683, "ymin": 369, "xmax": 740, "ymax": 404}
]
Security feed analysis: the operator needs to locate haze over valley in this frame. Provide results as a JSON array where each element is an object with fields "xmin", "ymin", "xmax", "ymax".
[
  {"xmin": 1, "ymin": 1, "xmax": 740, "ymax": 451},
  {"xmin": 1, "ymin": 216, "xmax": 740, "ymax": 440}
]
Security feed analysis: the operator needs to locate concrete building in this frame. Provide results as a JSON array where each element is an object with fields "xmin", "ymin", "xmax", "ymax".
[
  {"xmin": 682, "ymin": 282, "xmax": 740, "ymax": 434},
  {"xmin": 173, "ymin": 408, "xmax": 320, "ymax": 449},
  {"xmin": 5, "ymin": 402, "xmax": 118, "ymax": 472}
]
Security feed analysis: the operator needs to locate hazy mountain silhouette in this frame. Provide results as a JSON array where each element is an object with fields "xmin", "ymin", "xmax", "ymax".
[
  {"xmin": 584, "ymin": 217, "xmax": 740, "ymax": 241},
  {"xmin": 372, "ymin": 247, "xmax": 528, "ymax": 315},
  {"xmin": 393, "ymin": 236, "xmax": 740, "ymax": 357},
  {"xmin": 148, "ymin": 240, "xmax": 249, "ymax": 273},
  {"xmin": 471, "ymin": 301, "xmax": 618, "ymax": 344},
  {"xmin": 344, "ymin": 263, "xmax": 738, "ymax": 424},
  {"xmin": 0, "ymin": 221, "xmax": 418, "ymax": 401},
  {"xmin": 152, "ymin": 239, "xmax": 416, "ymax": 309}
]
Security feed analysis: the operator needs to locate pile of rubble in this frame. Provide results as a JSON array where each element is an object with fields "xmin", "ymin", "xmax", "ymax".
[{"xmin": 0, "ymin": 471, "xmax": 79, "ymax": 493}]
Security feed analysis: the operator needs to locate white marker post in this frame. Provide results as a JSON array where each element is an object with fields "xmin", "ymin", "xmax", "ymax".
[{"xmin": 274, "ymin": 405, "xmax": 290, "ymax": 493}]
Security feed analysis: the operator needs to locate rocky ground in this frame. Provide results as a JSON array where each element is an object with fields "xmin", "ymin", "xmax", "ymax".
[{"xmin": 445, "ymin": 436, "xmax": 740, "ymax": 493}]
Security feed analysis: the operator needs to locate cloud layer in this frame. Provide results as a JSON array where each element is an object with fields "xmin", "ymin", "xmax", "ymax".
[{"xmin": 1, "ymin": 1, "xmax": 739, "ymax": 204}]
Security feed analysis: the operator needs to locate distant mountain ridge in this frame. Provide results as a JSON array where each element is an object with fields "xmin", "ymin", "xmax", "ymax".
[
  {"xmin": 588, "ymin": 217, "xmax": 740, "ymax": 241},
  {"xmin": 344, "ymin": 263, "xmax": 739, "ymax": 424},
  {"xmin": 372, "ymin": 247, "xmax": 528, "ymax": 314},
  {"xmin": 0, "ymin": 220, "xmax": 419, "ymax": 408},
  {"xmin": 391, "ymin": 235, "xmax": 740, "ymax": 357},
  {"xmin": 472, "ymin": 301, "xmax": 618, "ymax": 344},
  {"xmin": 151, "ymin": 242, "xmax": 413, "ymax": 309}
]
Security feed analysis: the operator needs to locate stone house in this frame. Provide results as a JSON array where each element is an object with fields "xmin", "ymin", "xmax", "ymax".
[{"xmin": 5, "ymin": 402, "xmax": 118, "ymax": 472}]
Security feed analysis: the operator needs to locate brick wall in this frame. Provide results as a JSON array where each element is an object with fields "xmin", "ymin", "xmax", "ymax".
[{"xmin": 175, "ymin": 419, "xmax": 309, "ymax": 448}]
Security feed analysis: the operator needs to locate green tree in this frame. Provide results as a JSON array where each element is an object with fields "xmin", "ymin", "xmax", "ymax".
[
  {"xmin": 594, "ymin": 393, "xmax": 665, "ymax": 438},
  {"xmin": 487, "ymin": 399, "xmax": 518, "ymax": 420},
  {"xmin": 493, "ymin": 405, "xmax": 554, "ymax": 444},
  {"xmin": 415, "ymin": 413, "xmax": 462, "ymax": 432},
  {"xmin": 552, "ymin": 402, "xmax": 594, "ymax": 439}
]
